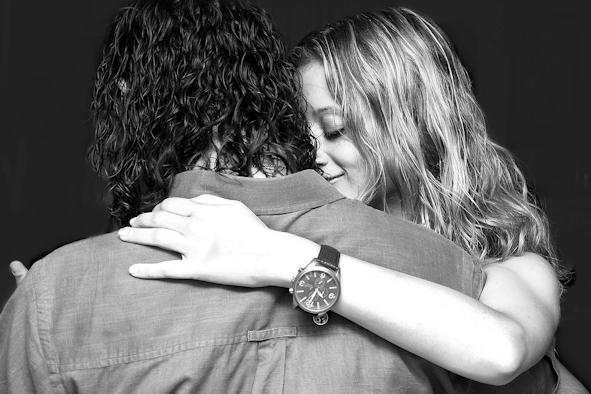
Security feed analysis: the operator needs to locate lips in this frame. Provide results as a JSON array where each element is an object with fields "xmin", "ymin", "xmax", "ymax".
[{"xmin": 323, "ymin": 173, "xmax": 344, "ymax": 183}]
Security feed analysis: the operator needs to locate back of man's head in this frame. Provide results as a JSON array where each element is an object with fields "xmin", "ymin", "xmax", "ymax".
[{"xmin": 88, "ymin": 0, "xmax": 315, "ymax": 225}]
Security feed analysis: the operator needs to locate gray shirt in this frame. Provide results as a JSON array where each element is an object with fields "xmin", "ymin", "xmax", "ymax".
[{"xmin": 0, "ymin": 170, "xmax": 555, "ymax": 393}]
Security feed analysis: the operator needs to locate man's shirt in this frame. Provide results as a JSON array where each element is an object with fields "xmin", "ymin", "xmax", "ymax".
[{"xmin": 0, "ymin": 170, "xmax": 556, "ymax": 393}]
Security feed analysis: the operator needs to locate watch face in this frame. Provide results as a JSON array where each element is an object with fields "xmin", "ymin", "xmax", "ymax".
[{"xmin": 294, "ymin": 269, "xmax": 339, "ymax": 313}]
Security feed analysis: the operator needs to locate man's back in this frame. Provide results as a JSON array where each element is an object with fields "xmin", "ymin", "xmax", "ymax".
[{"xmin": 0, "ymin": 171, "xmax": 555, "ymax": 393}]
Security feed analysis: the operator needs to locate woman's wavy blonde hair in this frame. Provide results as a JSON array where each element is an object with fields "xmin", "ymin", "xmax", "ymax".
[{"xmin": 294, "ymin": 7, "xmax": 569, "ymax": 283}]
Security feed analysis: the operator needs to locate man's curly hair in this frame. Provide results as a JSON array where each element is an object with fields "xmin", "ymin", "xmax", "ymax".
[{"xmin": 89, "ymin": 0, "xmax": 315, "ymax": 225}]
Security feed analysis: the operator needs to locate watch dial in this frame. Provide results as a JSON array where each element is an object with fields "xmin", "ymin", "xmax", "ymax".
[{"xmin": 294, "ymin": 270, "xmax": 339, "ymax": 312}]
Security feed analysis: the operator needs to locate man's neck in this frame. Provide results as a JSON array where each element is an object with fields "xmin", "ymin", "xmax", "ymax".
[{"xmin": 193, "ymin": 149, "xmax": 287, "ymax": 179}]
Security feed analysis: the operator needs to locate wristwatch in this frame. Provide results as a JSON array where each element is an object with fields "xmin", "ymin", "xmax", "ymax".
[{"xmin": 289, "ymin": 245, "xmax": 341, "ymax": 325}]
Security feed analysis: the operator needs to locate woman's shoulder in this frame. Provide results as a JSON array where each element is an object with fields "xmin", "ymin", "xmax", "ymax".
[
  {"xmin": 483, "ymin": 252, "xmax": 561, "ymax": 321},
  {"xmin": 485, "ymin": 253, "xmax": 558, "ymax": 282}
]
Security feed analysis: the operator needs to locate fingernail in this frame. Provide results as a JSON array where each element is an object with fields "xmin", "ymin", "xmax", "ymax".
[
  {"xmin": 129, "ymin": 217, "xmax": 136, "ymax": 226},
  {"xmin": 118, "ymin": 227, "xmax": 130, "ymax": 237},
  {"xmin": 128, "ymin": 266, "xmax": 138, "ymax": 276}
]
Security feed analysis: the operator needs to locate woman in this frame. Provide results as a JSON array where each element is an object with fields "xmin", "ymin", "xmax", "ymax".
[{"xmin": 117, "ymin": 7, "xmax": 570, "ymax": 387}]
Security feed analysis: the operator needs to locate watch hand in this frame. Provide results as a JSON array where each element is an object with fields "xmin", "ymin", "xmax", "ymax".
[{"xmin": 309, "ymin": 289, "xmax": 319, "ymax": 302}]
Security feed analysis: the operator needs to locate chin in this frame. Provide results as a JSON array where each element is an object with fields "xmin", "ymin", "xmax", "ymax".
[{"xmin": 336, "ymin": 187, "xmax": 357, "ymax": 200}]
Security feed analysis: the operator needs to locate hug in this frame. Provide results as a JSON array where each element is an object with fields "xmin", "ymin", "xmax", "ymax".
[{"xmin": 1, "ymin": 0, "xmax": 586, "ymax": 392}]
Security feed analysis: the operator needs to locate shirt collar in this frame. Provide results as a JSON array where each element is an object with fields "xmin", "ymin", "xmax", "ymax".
[{"xmin": 168, "ymin": 169, "xmax": 346, "ymax": 215}]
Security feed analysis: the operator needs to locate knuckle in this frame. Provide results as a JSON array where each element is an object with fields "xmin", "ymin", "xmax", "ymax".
[
  {"xmin": 151, "ymin": 211, "xmax": 165, "ymax": 225},
  {"xmin": 159, "ymin": 266, "xmax": 172, "ymax": 277},
  {"xmin": 161, "ymin": 198, "xmax": 175, "ymax": 211},
  {"xmin": 152, "ymin": 229, "xmax": 168, "ymax": 243},
  {"xmin": 180, "ymin": 219, "xmax": 192, "ymax": 234},
  {"xmin": 136, "ymin": 213, "xmax": 150, "ymax": 224}
]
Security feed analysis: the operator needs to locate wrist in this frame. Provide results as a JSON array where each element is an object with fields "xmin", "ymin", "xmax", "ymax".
[{"xmin": 265, "ymin": 230, "xmax": 320, "ymax": 288}]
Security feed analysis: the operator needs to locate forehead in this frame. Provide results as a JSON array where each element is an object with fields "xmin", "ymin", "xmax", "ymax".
[{"xmin": 299, "ymin": 61, "xmax": 340, "ymax": 113}]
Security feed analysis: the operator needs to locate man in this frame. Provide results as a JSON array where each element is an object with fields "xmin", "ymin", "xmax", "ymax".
[{"xmin": 0, "ymin": 0, "xmax": 556, "ymax": 392}]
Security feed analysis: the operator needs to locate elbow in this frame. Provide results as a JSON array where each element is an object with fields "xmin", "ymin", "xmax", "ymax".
[{"xmin": 483, "ymin": 322, "xmax": 528, "ymax": 386}]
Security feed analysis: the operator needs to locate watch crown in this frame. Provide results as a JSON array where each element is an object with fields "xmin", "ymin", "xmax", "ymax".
[{"xmin": 289, "ymin": 288, "xmax": 293, "ymax": 294}]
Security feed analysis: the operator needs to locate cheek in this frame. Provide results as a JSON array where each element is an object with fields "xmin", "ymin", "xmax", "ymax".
[{"xmin": 337, "ymin": 142, "xmax": 364, "ymax": 173}]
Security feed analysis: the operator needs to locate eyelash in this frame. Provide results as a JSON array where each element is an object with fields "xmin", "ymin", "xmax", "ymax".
[{"xmin": 324, "ymin": 128, "xmax": 345, "ymax": 140}]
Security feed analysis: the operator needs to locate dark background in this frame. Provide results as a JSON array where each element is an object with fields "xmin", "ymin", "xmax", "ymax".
[{"xmin": 1, "ymin": 0, "xmax": 589, "ymax": 387}]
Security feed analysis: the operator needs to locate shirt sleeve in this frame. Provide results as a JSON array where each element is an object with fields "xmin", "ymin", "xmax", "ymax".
[{"xmin": 0, "ymin": 269, "xmax": 54, "ymax": 393}]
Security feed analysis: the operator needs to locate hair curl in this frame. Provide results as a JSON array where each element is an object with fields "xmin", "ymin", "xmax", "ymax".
[
  {"xmin": 294, "ymin": 7, "xmax": 570, "ymax": 287},
  {"xmin": 89, "ymin": 0, "xmax": 315, "ymax": 225}
]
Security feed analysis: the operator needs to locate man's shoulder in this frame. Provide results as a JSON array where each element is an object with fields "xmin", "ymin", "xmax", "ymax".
[
  {"xmin": 34, "ymin": 233, "xmax": 121, "ymax": 271},
  {"xmin": 29, "ymin": 231, "xmax": 175, "ymax": 288},
  {"xmin": 281, "ymin": 197, "xmax": 483, "ymax": 298},
  {"xmin": 41, "ymin": 230, "xmax": 173, "ymax": 259},
  {"xmin": 321, "ymin": 198, "xmax": 468, "ymax": 254},
  {"xmin": 43, "ymin": 232, "xmax": 120, "ymax": 258}
]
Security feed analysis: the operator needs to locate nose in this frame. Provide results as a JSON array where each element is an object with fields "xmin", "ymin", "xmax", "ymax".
[{"xmin": 315, "ymin": 137, "xmax": 328, "ymax": 167}]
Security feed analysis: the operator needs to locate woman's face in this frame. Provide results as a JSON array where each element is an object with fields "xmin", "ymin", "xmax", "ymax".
[{"xmin": 300, "ymin": 61, "xmax": 367, "ymax": 200}]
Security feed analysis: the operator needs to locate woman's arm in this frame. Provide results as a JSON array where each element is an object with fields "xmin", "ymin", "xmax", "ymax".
[
  {"xmin": 120, "ymin": 195, "xmax": 560, "ymax": 385},
  {"xmin": 332, "ymin": 250, "xmax": 559, "ymax": 385},
  {"xmin": 267, "ymin": 232, "xmax": 559, "ymax": 385}
]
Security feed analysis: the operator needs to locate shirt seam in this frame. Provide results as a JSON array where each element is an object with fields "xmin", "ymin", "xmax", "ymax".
[
  {"xmin": 252, "ymin": 195, "xmax": 345, "ymax": 215},
  {"xmin": 31, "ymin": 260, "xmax": 65, "ymax": 392}
]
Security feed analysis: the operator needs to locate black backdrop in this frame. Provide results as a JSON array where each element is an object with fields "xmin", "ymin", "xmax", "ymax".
[{"xmin": 1, "ymin": 0, "xmax": 589, "ymax": 387}]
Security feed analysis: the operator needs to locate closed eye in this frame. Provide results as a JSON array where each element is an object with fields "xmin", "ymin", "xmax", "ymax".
[{"xmin": 324, "ymin": 128, "xmax": 345, "ymax": 141}]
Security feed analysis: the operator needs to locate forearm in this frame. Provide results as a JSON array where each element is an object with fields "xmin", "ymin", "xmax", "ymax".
[
  {"xmin": 334, "ymin": 256, "xmax": 527, "ymax": 384},
  {"xmin": 266, "ymin": 231, "xmax": 545, "ymax": 385}
]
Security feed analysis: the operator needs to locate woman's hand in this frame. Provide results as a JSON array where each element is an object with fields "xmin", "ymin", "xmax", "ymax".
[
  {"xmin": 118, "ymin": 194, "xmax": 317, "ymax": 288},
  {"xmin": 9, "ymin": 260, "xmax": 28, "ymax": 287}
]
